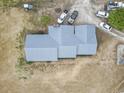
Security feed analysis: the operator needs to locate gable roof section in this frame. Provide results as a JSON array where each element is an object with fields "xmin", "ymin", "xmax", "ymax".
[
  {"xmin": 77, "ymin": 44, "xmax": 97, "ymax": 55},
  {"xmin": 48, "ymin": 26, "xmax": 62, "ymax": 44},
  {"xmin": 75, "ymin": 25, "xmax": 97, "ymax": 44},
  {"xmin": 25, "ymin": 35, "xmax": 58, "ymax": 48},
  {"xmin": 62, "ymin": 35, "xmax": 81, "ymax": 46},
  {"xmin": 25, "ymin": 35, "xmax": 58, "ymax": 61},
  {"xmin": 48, "ymin": 25, "xmax": 80, "ymax": 58},
  {"xmin": 87, "ymin": 25, "xmax": 97, "ymax": 44},
  {"xmin": 75, "ymin": 25, "xmax": 97, "ymax": 55},
  {"xmin": 25, "ymin": 48, "xmax": 58, "ymax": 61},
  {"xmin": 58, "ymin": 46, "xmax": 77, "ymax": 58},
  {"xmin": 75, "ymin": 25, "xmax": 88, "ymax": 43},
  {"xmin": 48, "ymin": 25, "xmax": 80, "ymax": 46}
]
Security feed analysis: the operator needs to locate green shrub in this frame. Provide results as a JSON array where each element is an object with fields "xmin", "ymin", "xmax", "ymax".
[
  {"xmin": 108, "ymin": 9, "xmax": 124, "ymax": 31},
  {"xmin": 18, "ymin": 57, "xmax": 26, "ymax": 66},
  {"xmin": 40, "ymin": 15, "xmax": 52, "ymax": 27},
  {"xmin": 0, "ymin": 0, "xmax": 20, "ymax": 7}
]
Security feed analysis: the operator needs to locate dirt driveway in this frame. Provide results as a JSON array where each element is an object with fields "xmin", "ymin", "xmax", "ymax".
[
  {"xmin": 0, "ymin": 0, "xmax": 124, "ymax": 93},
  {"xmin": 71, "ymin": 0, "xmax": 104, "ymax": 25}
]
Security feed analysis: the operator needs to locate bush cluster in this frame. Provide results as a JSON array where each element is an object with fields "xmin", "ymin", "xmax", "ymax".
[{"xmin": 108, "ymin": 9, "xmax": 124, "ymax": 31}]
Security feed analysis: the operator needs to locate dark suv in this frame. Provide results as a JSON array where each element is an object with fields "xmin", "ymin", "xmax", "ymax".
[{"xmin": 68, "ymin": 11, "xmax": 78, "ymax": 24}]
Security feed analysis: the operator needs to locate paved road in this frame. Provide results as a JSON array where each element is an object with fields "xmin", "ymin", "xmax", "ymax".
[{"xmin": 71, "ymin": 0, "xmax": 124, "ymax": 41}]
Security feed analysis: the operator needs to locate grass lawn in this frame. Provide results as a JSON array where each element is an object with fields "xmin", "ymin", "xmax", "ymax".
[{"xmin": 108, "ymin": 9, "xmax": 124, "ymax": 31}]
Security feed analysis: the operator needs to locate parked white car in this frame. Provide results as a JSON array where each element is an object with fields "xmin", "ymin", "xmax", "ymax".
[
  {"xmin": 57, "ymin": 10, "xmax": 68, "ymax": 24},
  {"xmin": 99, "ymin": 22, "xmax": 112, "ymax": 31},
  {"xmin": 117, "ymin": 2, "xmax": 124, "ymax": 7},
  {"xmin": 96, "ymin": 11, "xmax": 109, "ymax": 18},
  {"xmin": 116, "ymin": 2, "xmax": 124, "ymax": 8},
  {"xmin": 108, "ymin": 2, "xmax": 124, "ymax": 9}
]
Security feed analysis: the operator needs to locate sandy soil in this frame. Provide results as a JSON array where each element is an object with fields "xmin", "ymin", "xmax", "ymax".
[{"xmin": 0, "ymin": 0, "xmax": 124, "ymax": 93}]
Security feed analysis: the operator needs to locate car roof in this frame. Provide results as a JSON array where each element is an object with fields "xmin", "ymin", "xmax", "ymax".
[
  {"xmin": 71, "ymin": 11, "xmax": 78, "ymax": 18},
  {"xmin": 104, "ymin": 24, "xmax": 110, "ymax": 29},
  {"xmin": 60, "ymin": 13, "xmax": 67, "ymax": 18},
  {"xmin": 98, "ymin": 11, "xmax": 106, "ymax": 15}
]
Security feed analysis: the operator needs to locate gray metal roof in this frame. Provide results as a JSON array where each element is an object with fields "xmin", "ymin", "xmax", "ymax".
[
  {"xmin": 25, "ymin": 25, "xmax": 97, "ymax": 61},
  {"xmin": 25, "ymin": 35, "xmax": 58, "ymax": 61},
  {"xmin": 75, "ymin": 25, "xmax": 88, "ymax": 43},
  {"xmin": 87, "ymin": 25, "xmax": 97, "ymax": 44},
  {"xmin": 75, "ymin": 25, "xmax": 97, "ymax": 44},
  {"xmin": 75, "ymin": 25, "xmax": 97, "ymax": 55},
  {"xmin": 49, "ymin": 25, "xmax": 81, "ymax": 46},
  {"xmin": 77, "ymin": 44, "xmax": 97, "ymax": 55},
  {"xmin": 25, "ymin": 48, "xmax": 58, "ymax": 61},
  {"xmin": 48, "ymin": 25, "xmax": 75, "ymax": 44},
  {"xmin": 48, "ymin": 25, "xmax": 80, "ymax": 58},
  {"xmin": 62, "ymin": 35, "xmax": 81, "ymax": 46},
  {"xmin": 58, "ymin": 46, "xmax": 77, "ymax": 58},
  {"xmin": 25, "ymin": 35, "xmax": 58, "ymax": 48}
]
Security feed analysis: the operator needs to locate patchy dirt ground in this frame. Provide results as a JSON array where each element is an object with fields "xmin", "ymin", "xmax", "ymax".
[{"xmin": 0, "ymin": 0, "xmax": 124, "ymax": 93}]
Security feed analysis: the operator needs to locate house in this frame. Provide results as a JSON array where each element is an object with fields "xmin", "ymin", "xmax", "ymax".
[{"xmin": 24, "ymin": 25, "xmax": 97, "ymax": 62}]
